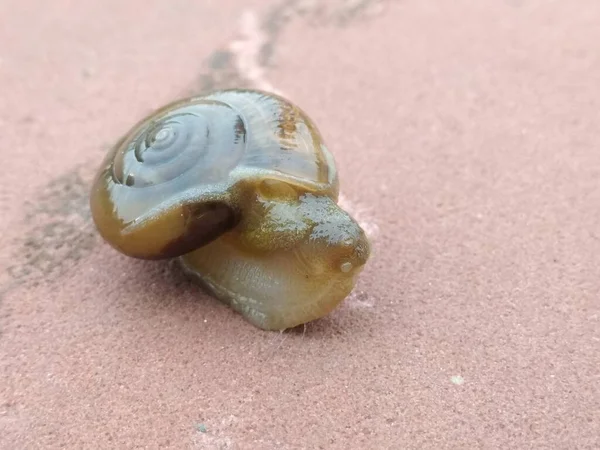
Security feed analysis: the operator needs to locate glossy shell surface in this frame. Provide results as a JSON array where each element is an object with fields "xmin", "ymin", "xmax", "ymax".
[{"xmin": 90, "ymin": 89, "xmax": 339, "ymax": 259}]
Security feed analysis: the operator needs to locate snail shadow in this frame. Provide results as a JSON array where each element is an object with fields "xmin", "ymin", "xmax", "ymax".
[{"xmin": 122, "ymin": 257, "xmax": 212, "ymax": 309}]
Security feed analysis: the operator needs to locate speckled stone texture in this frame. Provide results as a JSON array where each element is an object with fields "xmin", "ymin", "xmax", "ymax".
[{"xmin": 1, "ymin": 1, "xmax": 599, "ymax": 449}]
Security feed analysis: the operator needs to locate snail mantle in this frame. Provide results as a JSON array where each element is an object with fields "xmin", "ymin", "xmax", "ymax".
[{"xmin": 89, "ymin": 89, "xmax": 371, "ymax": 331}]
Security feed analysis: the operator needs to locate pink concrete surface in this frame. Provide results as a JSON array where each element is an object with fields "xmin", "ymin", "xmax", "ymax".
[{"xmin": 1, "ymin": 0, "xmax": 599, "ymax": 448}]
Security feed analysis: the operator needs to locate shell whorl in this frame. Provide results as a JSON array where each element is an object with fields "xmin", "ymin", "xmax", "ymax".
[
  {"xmin": 90, "ymin": 89, "xmax": 340, "ymax": 260},
  {"xmin": 111, "ymin": 99, "xmax": 247, "ymax": 190}
]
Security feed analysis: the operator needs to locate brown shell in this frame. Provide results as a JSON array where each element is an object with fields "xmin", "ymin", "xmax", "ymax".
[{"xmin": 89, "ymin": 89, "xmax": 339, "ymax": 260}]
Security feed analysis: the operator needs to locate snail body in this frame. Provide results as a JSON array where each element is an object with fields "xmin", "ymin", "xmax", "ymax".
[{"xmin": 90, "ymin": 89, "xmax": 370, "ymax": 331}]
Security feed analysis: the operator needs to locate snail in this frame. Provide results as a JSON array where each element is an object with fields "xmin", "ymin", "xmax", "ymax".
[{"xmin": 89, "ymin": 89, "xmax": 370, "ymax": 331}]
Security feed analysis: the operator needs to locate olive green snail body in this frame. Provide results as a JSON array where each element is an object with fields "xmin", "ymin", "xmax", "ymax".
[{"xmin": 90, "ymin": 89, "xmax": 370, "ymax": 331}]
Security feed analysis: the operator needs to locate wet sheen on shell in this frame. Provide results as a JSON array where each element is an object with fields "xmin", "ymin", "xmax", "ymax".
[{"xmin": 90, "ymin": 89, "xmax": 370, "ymax": 331}]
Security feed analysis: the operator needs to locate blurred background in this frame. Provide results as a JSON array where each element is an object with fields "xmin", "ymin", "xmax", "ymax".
[{"xmin": 1, "ymin": 1, "xmax": 598, "ymax": 449}]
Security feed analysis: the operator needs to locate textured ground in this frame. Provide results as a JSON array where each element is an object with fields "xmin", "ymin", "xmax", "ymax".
[{"xmin": 1, "ymin": 1, "xmax": 599, "ymax": 449}]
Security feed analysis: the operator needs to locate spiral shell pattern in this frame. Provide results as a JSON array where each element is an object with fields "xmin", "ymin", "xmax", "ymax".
[
  {"xmin": 90, "ymin": 89, "xmax": 341, "ymax": 260},
  {"xmin": 111, "ymin": 100, "xmax": 247, "ymax": 189}
]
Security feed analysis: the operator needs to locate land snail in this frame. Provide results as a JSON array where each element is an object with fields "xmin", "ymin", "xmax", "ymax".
[{"xmin": 90, "ymin": 89, "xmax": 371, "ymax": 331}]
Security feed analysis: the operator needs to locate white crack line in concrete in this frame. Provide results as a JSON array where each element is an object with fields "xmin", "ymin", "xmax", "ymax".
[
  {"xmin": 229, "ymin": 9, "xmax": 380, "ymax": 242},
  {"xmin": 338, "ymin": 192, "xmax": 380, "ymax": 240},
  {"xmin": 229, "ymin": 10, "xmax": 283, "ymax": 95}
]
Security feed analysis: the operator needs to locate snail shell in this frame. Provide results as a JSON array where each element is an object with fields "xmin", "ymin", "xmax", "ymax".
[{"xmin": 90, "ymin": 89, "xmax": 370, "ymax": 331}]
